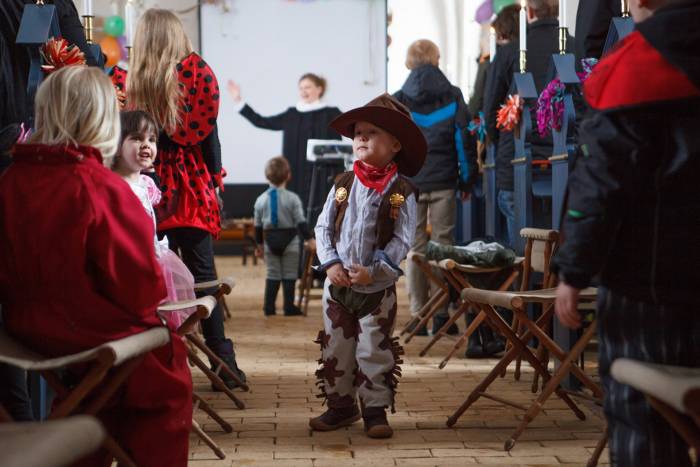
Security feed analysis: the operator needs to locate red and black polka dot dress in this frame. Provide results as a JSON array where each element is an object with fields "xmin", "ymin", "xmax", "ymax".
[{"xmin": 110, "ymin": 52, "xmax": 225, "ymax": 236}]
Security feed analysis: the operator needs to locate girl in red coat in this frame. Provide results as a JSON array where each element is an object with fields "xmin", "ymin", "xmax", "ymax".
[
  {"xmin": 0, "ymin": 66, "xmax": 192, "ymax": 466},
  {"xmin": 112, "ymin": 9, "xmax": 246, "ymax": 387}
]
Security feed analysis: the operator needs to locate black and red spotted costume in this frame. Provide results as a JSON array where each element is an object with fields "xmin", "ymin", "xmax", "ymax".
[
  {"xmin": 552, "ymin": 2, "xmax": 700, "ymax": 465},
  {"xmin": 111, "ymin": 53, "xmax": 246, "ymax": 386}
]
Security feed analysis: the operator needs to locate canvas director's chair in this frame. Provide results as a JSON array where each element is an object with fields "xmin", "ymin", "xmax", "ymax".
[
  {"xmin": 448, "ymin": 286, "xmax": 602, "ymax": 449},
  {"xmin": 0, "ymin": 414, "xmax": 105, "ymax": 467},
  {"xmin": 612, "ymin": 359, "xmax": 700, "ymax": 462},
  {"xmin": 0, "ymin": 326, "xmax": 172, "ymax": 467},
  {"xmin": 418, "ymin": 255, "xmax": 523, "ymax": 365}
]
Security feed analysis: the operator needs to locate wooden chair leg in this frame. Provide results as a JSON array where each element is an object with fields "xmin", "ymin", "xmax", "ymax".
[
  {"xmin": 187, "ymin": 349, "xmax": 246, "ymax": 409},
  {"xmin": 187, "ymin": 334, "xmax": 249, "ymax": 392},
  {"xmin": 191, "ymin": 419, "xmax": 226, "ymax": 460},
  {"xmin": 193, "ymin": 393, "xmax": 233, "ymax": 433},
  {"xmin": 103, "ymin": 434, "xmax": 137, "ymax": 467},
  {"xmin": 400, "ymin": 290, "xmax": 443, "ymax": 336},
  {"xmin": 505, "ymin": 322, "xmax": 597, "ymax": 450},
  {"xmin": 419, "ymin": 302, "xmax": 469, "ymax": 357},
  {"xmin": 587, "ymin": 425, "xmax": 609, "ymax": 467},
  {"xmin": 404, "ymin": 291, "xmax": 449, "ymax": 344},
  {"xmin": 438, "ymin": 309, "xmax": 486, "ymax": 369}
]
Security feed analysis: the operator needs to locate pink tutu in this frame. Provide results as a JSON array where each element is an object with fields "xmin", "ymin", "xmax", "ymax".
[{"xmin": 157, "ymin": 248, "xmax": 196, "ymax": 330}]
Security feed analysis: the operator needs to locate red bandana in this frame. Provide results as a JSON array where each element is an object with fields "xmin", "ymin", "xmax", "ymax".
[{"xmin": 353, "ymin": 160, "xmax": 398, "ymax": 193}]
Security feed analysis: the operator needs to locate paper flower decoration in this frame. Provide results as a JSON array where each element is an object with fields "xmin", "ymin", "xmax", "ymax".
[
  {"xmin": 496, "ymin": 95, "xmax": 522, "ymax": 132},
  {"xmin": 40, "ymin": 37, "xmax": 86, "ymax": 74},
  {"xmin": 467, "ymin": 111, "xmax": 486, "ymax": 143}
]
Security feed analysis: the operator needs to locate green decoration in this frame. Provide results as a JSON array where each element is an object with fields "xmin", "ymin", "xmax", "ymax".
[
  {"xmin": 104, "ymin": 15, "xmax": 125, "ymax": 37},
  {"xmin": 493, "ymin": 0, "xmax": 518, "ymax": 13}
]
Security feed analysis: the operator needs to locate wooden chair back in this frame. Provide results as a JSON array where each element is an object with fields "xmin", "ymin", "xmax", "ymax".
[{"xmin": 519, "ymin": 228, "xmax": 559, "ymax": 290}]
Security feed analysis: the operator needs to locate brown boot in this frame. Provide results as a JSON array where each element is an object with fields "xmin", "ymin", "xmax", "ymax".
[
  {"xmin": 309, "ymin": 405, "xmax": 361, "ymax": 431},
  {"xmin": 362, "ymin": 406, "xmax": 393, "ymax": 439}
]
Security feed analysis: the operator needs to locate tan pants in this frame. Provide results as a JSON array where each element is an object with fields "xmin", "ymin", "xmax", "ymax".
[
  {"xmin": 314, "ymin": 281, "xmax": 402, "ymax": 410},
  {"xmin": 406, "ymin": 189, "xmax": 456, "ymax": 316}
]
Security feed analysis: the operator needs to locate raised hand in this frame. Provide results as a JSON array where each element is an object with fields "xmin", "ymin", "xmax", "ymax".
[{"xmin": 227, "ymin": 79, "xmax": 242, "ymax": 103}]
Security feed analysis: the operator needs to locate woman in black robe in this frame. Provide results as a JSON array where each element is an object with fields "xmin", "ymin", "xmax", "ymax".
[{"xmin": 227, "ymin": 73, "xmax": 342, "ymax": 222}]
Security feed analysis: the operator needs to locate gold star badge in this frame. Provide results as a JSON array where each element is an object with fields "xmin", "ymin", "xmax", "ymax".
[
  {"xmin": 389, "ymin": 193, "xmax": 405, "ymax": 207},
  {"xmin": 335, "ymin": 187, "xmax": 348, "ymax": 203}
]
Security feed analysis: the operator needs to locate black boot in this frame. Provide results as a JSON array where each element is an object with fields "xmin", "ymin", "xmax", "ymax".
[
  {"xmin": 208, "ymin": 339, "xmax": 247, "ymax": 390},
  {"xmin": 263, "ymin": 279, "xmax": 280, "ymax": 316},
  {"xmin": 433, "ymin": 313, "xmax": 459, "ymax": 336},
  {"xmin": 309, "ymin": 404, "xmax": 361, "ymax": 431},
  {"xmin": 465, "ymin": 312, "xmax": 486, "ymax": 358},
  {"xmin": 282, "ymin": 279, "xmax": 303, "ymax": 316},
  {"xmin": 481, "ymin": 324, "xmax": 505, "ymax": 357},
  {"xmin": 362, "ymin": 406, "xmax": 393, "ymax": 439},
  {"xmin": 407, "ymin": 319, "xmax": 428, "ymax": 336}
]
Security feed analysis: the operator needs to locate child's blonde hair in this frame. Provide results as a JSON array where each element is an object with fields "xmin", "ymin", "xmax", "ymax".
[
  {"xmin": 405, "ymin": 39, "xmax": 440, "ymax": 70},
  {"xmin": 31, "ymin": 66, "xmax": 120, "ymax": 162},
  {"xmin": 127, "ymin": 9, "xmax": 193, "ymax": 133}
]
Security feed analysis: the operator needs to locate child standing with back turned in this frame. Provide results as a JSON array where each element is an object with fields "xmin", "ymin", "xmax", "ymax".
[
  {"xmin": 253, "ymin": 156, "xmax": 311, "ymax": 316},
  {"xmin": 310, "ymin": 94, "xmax": 427, "ymax": 438}
]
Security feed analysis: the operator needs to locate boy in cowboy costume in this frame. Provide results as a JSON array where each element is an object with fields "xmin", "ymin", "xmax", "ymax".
[{"xmin": 310, "ymin": 94, "xmax": 427, "ymax": 439}]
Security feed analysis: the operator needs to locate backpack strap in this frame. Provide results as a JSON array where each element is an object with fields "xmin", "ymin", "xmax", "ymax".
[
  {"xmin": 376, "ymin": 176, "xmax": 417, "ymax": 250},
  {"xmin": 332, "ymin": 171, "xmax": 355, "ymax": 247}
]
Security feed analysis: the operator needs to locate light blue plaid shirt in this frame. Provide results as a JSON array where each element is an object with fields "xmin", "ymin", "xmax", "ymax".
[{"xmin": 314, "ymin": 174, "xmax": 417, "ymax": 294}]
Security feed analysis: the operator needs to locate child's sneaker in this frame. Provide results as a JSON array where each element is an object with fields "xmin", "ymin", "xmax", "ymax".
[
  {"xmin": 362, "ymin": 406, "xmax": 393, "ymax": 439},
  {"xmin": 309, "ymin": 405, "xmax": 361, "ymax": 431}
]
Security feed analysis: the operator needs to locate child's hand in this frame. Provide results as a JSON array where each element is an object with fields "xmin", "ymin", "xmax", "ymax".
[
  {"xmin": 255, "ymin": 245, "xmax": 264, "ymax": 258},
  {"xmin": 227, "ymin": 80, "xmax": 242, "ymax": 103},
  {"xmin": 327, "ymin": 263, "xmax": 351, "ymax": 288},
  {"xmin": 305, "ymin": 238, "xmax": 316, "ymax": 251},
  {"xmin": 349, "ymin": 264, "xmax": 373, "ymax": 286}
]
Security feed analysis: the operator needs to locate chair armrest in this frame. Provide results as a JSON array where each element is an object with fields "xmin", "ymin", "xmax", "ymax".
[
  {"xmin": 104, "ymin": 327, "xmax": 171, "ymax": 366},
  {"xmin": 157, "ymin": 296, "xmax": 217, "ymax": 316},
  {"xmin": 194, "ymin": 276, "xmax": 235, "ymax": 295}
]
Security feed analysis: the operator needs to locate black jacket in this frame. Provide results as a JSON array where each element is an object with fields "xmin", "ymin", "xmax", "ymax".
[
  {"xmin": 1, "ymin": 0, "xmax": 97, "ymax": 128},
  {"xmin": 239, "ymin": 104, "xmax": 341, "ymax": 210},
  {"xmin": 484, "ymin": 19, "xmax": 571, "ymax": 191},
  {"xmin": 574, "ymin": 0, "xmax": 622, "ymax": 63},
  {"xmin": 468, "ymin": 58, "xmax": 490, "ymax": 117},
  {"xmin": 553, "ymin": 0, "xmax": 700, "ymax": 307},
  {"xmin": 393, "ymin": 65, "xmax": 477, "ymax": 193}
]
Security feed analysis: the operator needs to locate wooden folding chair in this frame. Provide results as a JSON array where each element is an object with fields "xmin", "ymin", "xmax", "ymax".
[
  {"xmin": 158, "ymin": 295, "xmax": 234, "ymax": 460},
  {"xmin": 296, "ymin": 242, "xmax": 321, "ymax": 316},
  {"xmin": 417, "ymin": 257, "xmax": 522, "ymax": 364},
  {"xmin": 399, "ymin": 252, "xmax": 450, "ymax": 343},
  {"xmin": 0, "ymin": 327, "xmax": 171, "ymax": 467},
  {"xmin": 448, "ymin": 286, "xmax": 603, "ymax": 452},
  {"xmin": 0, "ymin": 415, "xmax": 105, "ymax": 467},
  {"xmin": 611, "ymin": 359, "xmax": 700, "ymax": 461}
]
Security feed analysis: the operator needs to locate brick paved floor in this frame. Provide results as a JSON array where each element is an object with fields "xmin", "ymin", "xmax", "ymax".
[{"xmin": 188, "ymin": 258, "xmax": 606, "ymax": 466}]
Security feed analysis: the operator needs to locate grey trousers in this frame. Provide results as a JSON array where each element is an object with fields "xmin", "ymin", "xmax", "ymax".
[
  {"xmin": 264, "ymin": 238, "xmax": 300, "ymax": 280},
  {"xmin": 314, "ymin": 281, "xmax": 402, "ymax": 410},
  {"xmin": 406, "ymin": 189, "xmax": 456, "ymax": 317}
]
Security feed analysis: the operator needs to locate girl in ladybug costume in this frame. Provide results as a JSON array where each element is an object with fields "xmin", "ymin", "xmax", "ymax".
[{"xmin": 111, "ymin": 8, "xmax": 245, "ymax": 387}]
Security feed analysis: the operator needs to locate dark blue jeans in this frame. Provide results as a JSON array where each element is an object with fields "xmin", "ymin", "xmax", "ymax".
[{"xmin": 497, "ymin": 190, "xmax": 515, "ymax": 247}]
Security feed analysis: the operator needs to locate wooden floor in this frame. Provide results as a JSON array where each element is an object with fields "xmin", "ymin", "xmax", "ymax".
[{"xmin": 188, "ymin": 257, "xmax": 606, "ymax": 466}]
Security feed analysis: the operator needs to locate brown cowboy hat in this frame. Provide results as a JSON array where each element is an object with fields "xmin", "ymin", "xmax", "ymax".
[{"xmin": 329, "ymin": 93, "xmax": 427, "ymax": 177}]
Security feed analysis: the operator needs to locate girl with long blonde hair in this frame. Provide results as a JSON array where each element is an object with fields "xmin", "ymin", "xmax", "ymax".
[
  {"xmin": 0, "ymin": 66, "xmax": 193, "ymax": 467},
  {"xmin": 111, "ymin": 8, "xmax": 246, "ymax": 389}
]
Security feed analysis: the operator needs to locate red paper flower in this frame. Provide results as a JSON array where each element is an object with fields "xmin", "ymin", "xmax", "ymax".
[
  {"xmin": 496, "ymin": 94, "xmax": 523, "ymax": 132},
  {"xmin": 40, "ymin": 37, "xmax": 86, "ymax": 74}
]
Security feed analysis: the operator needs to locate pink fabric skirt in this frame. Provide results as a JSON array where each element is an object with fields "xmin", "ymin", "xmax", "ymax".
[{"xmin": 157, "ymin": 248, "xmax": 196, "ymax": 330}]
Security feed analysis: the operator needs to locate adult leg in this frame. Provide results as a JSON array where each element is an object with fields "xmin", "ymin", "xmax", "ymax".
[
  {"xmin": 406, "ymin": 193, "xmax": 429, "ymax": 319},
  {"xmin": 598, "ymin": 288, "xmax": 699, "ymax": 467},
  {"xmin": 165, "ymin": 227, "xmax": 246, "ymax": 385},
  {"xmin": 427, "ymin": 189, "xmax": 456, "ymax": 331},
  {"xmin": 497, "ymin": 190, "xmax": 516, "ymax": 248}
]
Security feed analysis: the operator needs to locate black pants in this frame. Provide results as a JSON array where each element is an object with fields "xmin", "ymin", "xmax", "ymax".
[
  {"xmin": 598, "ymin": 287, "xmax": 700, "ymax": 467},
  {"xmin": 164, "ymin": 227, "xmax": 226, "ymax": 349}
]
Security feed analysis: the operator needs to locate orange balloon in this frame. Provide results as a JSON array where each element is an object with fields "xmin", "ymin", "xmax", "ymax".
[{"xmin": 100, "ymin": 36, "xmax": 121, "ymax": 68}]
